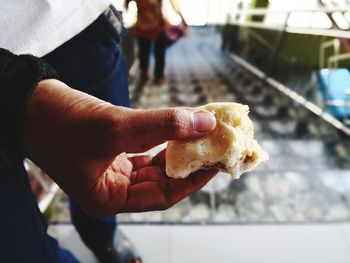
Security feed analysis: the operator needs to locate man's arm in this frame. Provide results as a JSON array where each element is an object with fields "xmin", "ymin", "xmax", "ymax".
[
  {"xmin": 0, "ymin": 48, "xmax": 218, "ymax": 216},
  {"xmin": 169, "ymin": 0, "xmax": 181, "ymax": 14},
  {"xmin": 169, "ymin": 0, "xmax": 188, "ymax": 29}
]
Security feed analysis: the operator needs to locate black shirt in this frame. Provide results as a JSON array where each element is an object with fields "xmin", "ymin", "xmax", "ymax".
[{"xmin": 0, "ymin": 49, "xmax": 58, "ymax": 165}]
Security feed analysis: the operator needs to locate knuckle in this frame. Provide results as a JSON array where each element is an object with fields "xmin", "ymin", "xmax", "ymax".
[
  {"xmin": 109, "ymin": 108, "xmax": 131, "ymax": 149},
  {"xmin": 165, "ymin": 109, "xmax": 188, "ymax": 136}
]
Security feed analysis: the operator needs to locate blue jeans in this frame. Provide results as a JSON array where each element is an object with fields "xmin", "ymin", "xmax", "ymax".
[
  {"xmin": 44, "ymin": 14, "xmax": 130, "ymax": 106},
  {"xmin": 0, "ymin": 13, "xmax": 129, "ymax": 263},
  {"xmin": 43, "ymin": 13, "xmax": 130, "ymax": 256},
  {"xmin": 0, "ymin": 162, "xmax": 60, "ymax": 262}
]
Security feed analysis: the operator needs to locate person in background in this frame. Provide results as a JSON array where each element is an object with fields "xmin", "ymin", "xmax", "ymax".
[{"xmin": 125, "ymin": 0, "xmax": 185, "ymax": 85}]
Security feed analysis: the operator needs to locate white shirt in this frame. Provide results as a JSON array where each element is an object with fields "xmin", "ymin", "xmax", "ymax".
[{"xmin": 0, "ymin": 0, "xmax": 111, "ymax": 57}]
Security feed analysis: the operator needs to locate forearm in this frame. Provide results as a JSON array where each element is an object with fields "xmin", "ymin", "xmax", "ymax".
[
  {"xmin": 0, "ymin": 48, "xmax": 58, "ymax": 165},
  {"xmin": 170, "ymin": 0, "xmax": 182, "ymax": 16}
]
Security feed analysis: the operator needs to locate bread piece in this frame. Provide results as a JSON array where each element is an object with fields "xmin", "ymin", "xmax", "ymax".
[{"xmin": 166, "ymin": 102, "xmax": 268, "ymax": 179}]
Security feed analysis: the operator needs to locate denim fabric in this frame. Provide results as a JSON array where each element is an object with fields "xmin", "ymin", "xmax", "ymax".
[
  {"xmin": 0, "ymin": 13, "xmax": 129, "ymax": 263},
  {"xmin": 44, "ymin": 14, "xmax": 130, "ymax": 107},
  {"xmin": 44, "ymin": 13, "xmax": 130, "ymax": 255},
  {"xmin": 0, "ymin": 161, "xmax": 59, "ymax": 263}
]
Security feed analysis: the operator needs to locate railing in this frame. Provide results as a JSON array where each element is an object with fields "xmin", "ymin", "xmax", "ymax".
[
  {"xmin": 222, "ymin": 6, "xmax": 350, "ymax": 132},
  {"xmin": 320, "ymin": 39, "xmax": 340, "ymax": 69},
  {"xmin": 224, "ymin": 7, "xmax": 350, "ymax": 71},
  {"xmin": 24, "ymin": 159, "xmax": 59, "ymax": 213},
  {"xmin": 227, "ymin": 52, "xmax": 350, "ymax": 136},
  {"xmin": 227, "ymin": 7, "xmax": 350, "ymax": 38}
]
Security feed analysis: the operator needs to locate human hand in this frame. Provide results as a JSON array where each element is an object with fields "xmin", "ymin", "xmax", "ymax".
[
  {"xmin": 23, "ymin": 79, "xmax": 217, "ymax": 216},
  {"xmin": 94, "ymin": 151, "xmax": 218, "ymax": 214}
]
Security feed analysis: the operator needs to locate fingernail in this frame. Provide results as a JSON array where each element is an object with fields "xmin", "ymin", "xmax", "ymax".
[{"xmin": 193, "ymin": 111, "xmax": 216, "ymax": 132}]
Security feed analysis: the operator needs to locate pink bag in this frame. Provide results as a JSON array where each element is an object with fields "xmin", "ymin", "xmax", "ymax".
[
  {"xmin": 162, "ymin": 21, "xmax": 186, "ymax": 47},
  {"xmin": 158, "ymin": 0, "xmax": 187, "ymax": 47}
]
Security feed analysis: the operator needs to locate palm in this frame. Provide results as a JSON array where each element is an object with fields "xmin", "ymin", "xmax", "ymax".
[{"xmin": 87, "ymin": 151, "xmax": 217, "ymax": 215}]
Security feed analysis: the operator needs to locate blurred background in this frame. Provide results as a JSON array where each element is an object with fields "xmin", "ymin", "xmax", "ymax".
[{"xmin": 28, "ymin": 0, "xmax": 350, "ymax": 262}]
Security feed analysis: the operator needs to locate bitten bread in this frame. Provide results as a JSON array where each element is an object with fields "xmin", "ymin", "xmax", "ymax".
[{"xmin": 166, "ymin": 102, "xmax": 268, "ymax": 179}]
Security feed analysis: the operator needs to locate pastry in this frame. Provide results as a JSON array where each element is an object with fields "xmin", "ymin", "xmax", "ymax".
[{"xmin": 166, "ymin": 102, "xmax": 268, "ymax": 179}]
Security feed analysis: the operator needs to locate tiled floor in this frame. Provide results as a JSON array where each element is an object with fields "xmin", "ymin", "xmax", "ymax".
[
  {"xmin": 49, "ymin": 27, "xmax": 350, "ymax": 224},
  {"xmin": 122, "ymin": 27, "xmax": 350, "ymax": 224},
  {"xmin": 46, "ymin": 25, "xmax": 350, "ymax": 263},
  {"xmin": 50, "ymin": 223, "xmax": 350, "ymax": 263}
]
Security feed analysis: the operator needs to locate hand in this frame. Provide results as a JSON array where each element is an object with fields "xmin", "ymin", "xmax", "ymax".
[
  {"xmin": 96, "ymin": 151, "xmax": 217, "ymax": 214},
  {"xmin": 23, "ymin": 79, "xmax": 217, "ymax": 216}
]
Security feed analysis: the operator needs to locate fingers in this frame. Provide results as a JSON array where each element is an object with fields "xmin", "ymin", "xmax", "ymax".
[
  {"xmin": 113, "ymin": 107, "xmax": 216, "ymax": 153},
  {"xmin": 123, "ymin": 182, "xmax": 168, "ymax": 212},
  {"xmin": 130, "ymin": 166, "xmax": 165, "ymax": 184},
  {"xmin": 119, "ymin": 168, "xmax": 219, "ymax": 213},
  {"xmin": 129, "ymin": 152, "xmax": 166, "ymax": 184},
  {"xmin": 152, "ymin": 150, "xmax": 166, "ymax": 166},
  {"xmin": 129, "ymin": 155, "xmax": 153, "ymax": 169},
  {"xmin": 128, "ymin": 149, "xmax": 165, "ymax": 169}
]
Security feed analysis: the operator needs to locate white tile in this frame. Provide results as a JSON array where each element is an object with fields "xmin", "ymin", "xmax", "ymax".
[
  {"xmin": 120, "ymin": 225, "xmax": 171, "ymax": 263},
  {"xmin": 50, "ymin": 224, "xmax": 350, "ymax": 263},
  {"xmin": 169, "ymin": 225, "xmax": 350, "ymax": 263},
  {"xmin": 48, "ymin": 225, "xmax": 97, "ymax": 263},
  {"xmin": 49, "ymin": 224, "xmax": 171, "ymax": 263},
  {"xmin": 339, "ymin": 223, "xmax": 350, "ymax": 254}
]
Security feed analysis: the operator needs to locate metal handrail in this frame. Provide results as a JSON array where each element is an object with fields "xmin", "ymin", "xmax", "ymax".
[
  {"xmin": 226, "ymin": 6, "xmax": 350, "ymax": 126},
  {"xmin": 328, "ymin": 53, "xmax": 350, "ymax": 68},
  {"xmin": 319, "ymin": 39, "xmax": 340, "ymax": 68},
  {"xmin": 227, "ymin": 8, "xmax": 350, "ymax": 39},
  {"xmin": 228, "ymin": 21, "xmax": 350, "ymax": 39},
  {"xmin": 229, "ymin": 7, "xmax": 350, "ymax": 15},
  {"xmin": 227, "ymin": 51, "xmax": 350, "ymax": 135}
]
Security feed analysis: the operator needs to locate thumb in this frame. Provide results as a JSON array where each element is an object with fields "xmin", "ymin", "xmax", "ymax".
[{"xmin": 113, "ymin": 107, "xmax": 216, "ymax": 153}]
